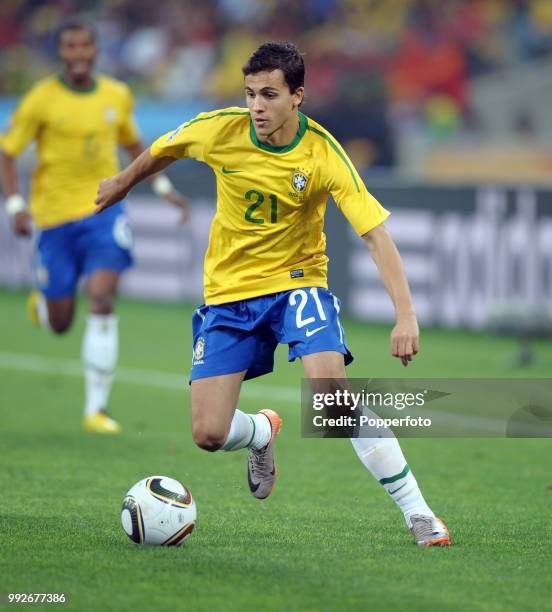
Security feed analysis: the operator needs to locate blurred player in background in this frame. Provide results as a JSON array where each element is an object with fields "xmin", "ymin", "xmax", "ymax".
[
  {"xmin": 95, "ymin": 42, "xmax": 451, "ymax": 546},
  {"xmin": 0, "ymin": 18, "xmax": 188, "ymax": 434}
]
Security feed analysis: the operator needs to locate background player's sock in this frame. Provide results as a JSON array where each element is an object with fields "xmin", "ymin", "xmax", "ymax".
[
  {"xmin": 36, "ymin": 293, "xmax": 50, "ymax": 328},
  {"xmin": 222, "ymin": 409, "xmax": 271, "ymax": 451},
  {"xmin": 27, "ymin": 290, "xmax": 50, "ymax": 329},
  {"xmin": 350, "ymin": 436, "xmax": 434, "ymax": 526},
  {"xmin": 82, "ymin": 313, "xmax": 118, "ymax": 416}
]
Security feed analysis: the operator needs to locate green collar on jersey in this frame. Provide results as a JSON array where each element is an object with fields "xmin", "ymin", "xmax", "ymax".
[
  {"xmin": 249, "ymin": 111, "xmax": 307, "ymax": 154},
  {"xmin": 58, "ymin": 73, "xmax": 98, "ymax": 93}
]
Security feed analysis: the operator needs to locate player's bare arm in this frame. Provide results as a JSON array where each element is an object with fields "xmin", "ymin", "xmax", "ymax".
[
  {"xmin": 0, "ymin": 150, "xmax": 32, "ymax": 236},
  {"xmin": 95, "ymin": 149, "xmax": 176, "ymax": 213},
  {"xmin": 123, "ymin": 142, "xmax": 189, "ymax": 222},
  {"xmin": 362, "ymin": 224, "xmax": 419, "ymax": 367}
]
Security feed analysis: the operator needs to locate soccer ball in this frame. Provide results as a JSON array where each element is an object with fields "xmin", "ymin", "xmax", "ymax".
[{"xmin": 121, "ymin": 476, "xmax": 196, "ymax": 546}]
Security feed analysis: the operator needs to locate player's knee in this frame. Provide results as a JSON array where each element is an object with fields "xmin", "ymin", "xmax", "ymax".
[
  {"xmin": 89, "ymin": 293, "xmax": 115, "ymax": 315},
  {"xmin": 49, "ymin": 316, "xmax": 72, "ymax": 334},
  {"xmin": 192, "ymin": 426, "xmax": 225, "ymax": 452}
]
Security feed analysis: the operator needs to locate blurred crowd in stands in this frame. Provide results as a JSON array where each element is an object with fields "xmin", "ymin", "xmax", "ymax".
[{"xmin": 2, "ymin": 0, "xmax": 552, "ymax": 169}]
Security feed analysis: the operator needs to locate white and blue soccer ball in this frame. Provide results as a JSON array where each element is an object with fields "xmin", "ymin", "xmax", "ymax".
[{"xmin": 121, "ymin": 476, "xmax": 196, "ymax": 546}]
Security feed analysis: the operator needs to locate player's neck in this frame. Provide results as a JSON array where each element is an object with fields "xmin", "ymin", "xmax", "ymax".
[
  {"xmin": 262, "ymin": 114, "xmax": 300, "ymax": 147},
  {"xmin": 60, "ymin": 71, "xmax": 96, "ymax": 92}
]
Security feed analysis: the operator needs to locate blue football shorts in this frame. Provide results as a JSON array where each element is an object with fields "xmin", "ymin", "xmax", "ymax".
[
  {"xmin": 190, "ymin": 287, "xmax": 353, "ymax": 381},
  {"xmin": 33, "ymin": 202, "xmax": 133, "ymax": 299}
]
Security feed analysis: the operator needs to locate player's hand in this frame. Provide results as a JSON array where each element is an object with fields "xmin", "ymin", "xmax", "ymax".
[
  {"xmin": 95, "ymin": 175, "xmax": 129, "ymax": 214},
  {"xmin": 12, "ymin": 210, "xmax": 32, "ymax": 237},
  {"xmin": 391, "ymin": 313, "xmax": 419, "ymax": 367},
  {"xmin": 164, "ymin": 190, "xmax": 190, "ymax": 223}
]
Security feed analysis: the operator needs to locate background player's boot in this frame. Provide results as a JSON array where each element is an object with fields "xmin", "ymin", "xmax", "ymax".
[
  {"xmin": 409, "ymin": 515, "xmax": 451, "ymax": 547},
  {"xmin": 83, "ymin": 410, "xmax": 121, "ymax": 434},
  {"xmin": 26, "ymin": 291, "xmax": 42, "ymax": 327},
  {"xmin": 247, "ymin": 409, "xmax": 282, "ymax": 499}
]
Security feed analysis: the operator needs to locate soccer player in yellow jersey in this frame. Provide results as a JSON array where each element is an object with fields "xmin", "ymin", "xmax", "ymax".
[
  {"xmin": 95, "ymin": 42, "xmax": 451, "ymax": 546},
  {"xmin": 0, "ymin": 19, "xmax": 187, "ymax": 434}
]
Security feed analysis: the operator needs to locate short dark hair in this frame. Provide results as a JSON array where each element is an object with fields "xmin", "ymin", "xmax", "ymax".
[
  {"xmin": 55, "ymin": 17, "xmax": 97, "ymax": 47},
  {"xmin": 242, "ymin": 42, "xmax": 304, "ymax": 93}
]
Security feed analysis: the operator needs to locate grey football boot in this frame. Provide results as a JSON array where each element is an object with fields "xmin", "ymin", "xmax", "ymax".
[
  {"xmin": 247, "ymin": 409, "xmax": 282, "ymax": 499},
  {"xmin": 410, "ymin": 515, "xmax": 451, "ymax": 547}
]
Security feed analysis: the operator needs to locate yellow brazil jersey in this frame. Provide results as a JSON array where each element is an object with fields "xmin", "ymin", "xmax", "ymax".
[
  {"xmin": 0, "ymin": 74, "xmax": 139, "ymax": 228},
  {"xmin": 150, "ymin": 107, "xmax": 389, "ymax": 305}
]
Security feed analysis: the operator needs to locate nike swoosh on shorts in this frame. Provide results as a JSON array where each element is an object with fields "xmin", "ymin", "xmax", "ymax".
[{"xmin": 305, "ymin": 325, "xmax": 328, "ymax": 337}]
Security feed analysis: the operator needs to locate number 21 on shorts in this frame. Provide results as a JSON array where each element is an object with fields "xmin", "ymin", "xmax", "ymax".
[{"xmin": 288, "ymin": 288, "xmax": 327, "ymax": 335}]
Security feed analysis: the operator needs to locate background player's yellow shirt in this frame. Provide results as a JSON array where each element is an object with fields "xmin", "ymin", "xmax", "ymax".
[
  {"xmin": 151, "ymin": 108, "xmax": 389, "ymax": 304},
  {"xmin": 0, "ymin": 74, "xmax": 139, "ymax": 228}
]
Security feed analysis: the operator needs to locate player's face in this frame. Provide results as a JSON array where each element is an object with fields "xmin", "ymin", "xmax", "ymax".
[
  {"xmin": 245, "ymin": 70, "xmax": 304, "ymax": 142},
  {"xmin": 58, "ymin": 28, "xmax": 97, "ymax": 82}
]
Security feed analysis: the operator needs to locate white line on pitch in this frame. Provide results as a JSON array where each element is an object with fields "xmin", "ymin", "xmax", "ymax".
[
  {"xmin": 0, "ymin": 351, "xmax": 300, "ymax": 404},
  {"xmin": 0, "ymin": 351, "xmax": 521, "ymax": 436}
]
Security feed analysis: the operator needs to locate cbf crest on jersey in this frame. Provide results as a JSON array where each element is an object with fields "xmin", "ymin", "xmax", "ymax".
[
  {"xmin": 104, "ymin": 107, "xmax": 116, "ymax": 123},
  {"xmin": 194, "ymin": 337, "xmax": 205, "ymax": 361},
  {"xmin": 290, "ymin": 167, "xmax": 311, "ymax": 197}
]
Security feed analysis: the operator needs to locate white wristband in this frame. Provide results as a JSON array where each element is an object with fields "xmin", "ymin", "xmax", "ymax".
[
  {"xmin": 152, "ymin": 175, "xmax": 173, "ymax": 197},
  {"xmin": 5, "ymin": 193, "xmax": 26, "ymax": 216}
]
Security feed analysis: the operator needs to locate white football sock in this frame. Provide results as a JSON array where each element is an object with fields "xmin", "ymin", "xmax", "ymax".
[
  {"xmin": 36, "ymin": 293, "xmax": 50, "ymax": 329},
  {"xmin": 82, "ymin": 313, "xmax": 118, "ymax": 416},
  {"xmin": 222, "ymin": 409, "xmax": 272, "ymax": 451},
  {"xmin": 351, "ymin": 435, "xmax": 434, "ymax": 526}
]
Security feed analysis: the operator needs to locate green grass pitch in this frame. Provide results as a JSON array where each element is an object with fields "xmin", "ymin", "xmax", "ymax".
[{"xmin": 0, "ymin": 288, "xmax": 551, "ymax": 611}]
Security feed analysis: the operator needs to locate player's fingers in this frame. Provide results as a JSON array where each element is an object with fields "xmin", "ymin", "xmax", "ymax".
[
  {"xmin": 413, "ymin": 335, "xmax": 420, "ymax": 355},
  {"xmin": 401, "ymin": 356, "xmax": 409, "ymax": 367},
  {"xmin": 391, "ymin": 335, "xmax": 399, "ymax": 357},
  {"xmin": 94, "ymin": 189, "xmax": 111, "ymax": 211},
  {"xmin": 397, "ymin": 333, "xmax": 408, "ymax": 357}
]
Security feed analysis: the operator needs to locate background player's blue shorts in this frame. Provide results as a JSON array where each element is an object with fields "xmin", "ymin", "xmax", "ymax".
[
  {"xmin": 33, "ymin": 202, "xmax": 133, "ymax": 299},
  {"xmin": 190, "ymin": 287, "xmax": 353, "ymax": 381}
]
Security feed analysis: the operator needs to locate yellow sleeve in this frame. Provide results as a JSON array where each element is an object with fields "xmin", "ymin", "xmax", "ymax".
[
  {"xmin": 0, "ymin": 87, "xmax": 43, "ymax": 156},
  {"xmin": 118, "ymin": 85, "xmax": 140, "ymax": 146},
  {"xmin": 150, "ymin": 111, "xmax": 222, "ymax": 163},
  {"xmin": 327, "ymin": 140, "xmax": 390, "ymax": 235}
]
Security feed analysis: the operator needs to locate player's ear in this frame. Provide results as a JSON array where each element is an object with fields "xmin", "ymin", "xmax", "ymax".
[{"xmin": 293, "ymin": 87, "xmax": 305, "ymax": 110}]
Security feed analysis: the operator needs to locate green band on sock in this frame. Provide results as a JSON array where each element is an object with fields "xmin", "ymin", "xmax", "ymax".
[
  {"xmin": 379, "ymin": 464, "xmax": 410, "ymax": 485},
  {"xmin": 246, "ymin": 415, "xmax": 256, "ymax": 448}
]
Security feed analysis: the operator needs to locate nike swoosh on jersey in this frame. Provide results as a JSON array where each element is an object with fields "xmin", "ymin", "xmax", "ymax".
[
  {"xmin": 305, "ymin": 325, "xmax": 328, "ymax": 337},
  {"xmin": 221, "ymin": 166, "xmax": 242, "ymax": 174}
]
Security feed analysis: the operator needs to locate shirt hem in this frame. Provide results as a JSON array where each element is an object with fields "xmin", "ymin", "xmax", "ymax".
[{"xmin": 204, "ymin": 278, "xmax": 329, "ymax": 305}]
